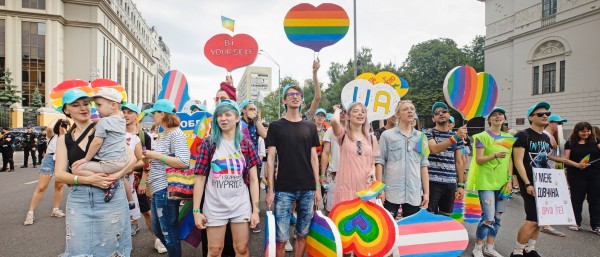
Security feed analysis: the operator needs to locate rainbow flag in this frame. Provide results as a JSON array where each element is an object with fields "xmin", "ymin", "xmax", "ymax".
[
  {"xmin": 356, "ymin": 181, "xmax": 386, "ymax": 201},
  {"xmin": 581, "ymin": 154, "xmax": 591, "ymax": 164},
  {"xmin": 177, "ymin": 201, "xmax": 202, "ymax": 247},
  {"xmin": 413, "ymin": 132, "xmax": 430, "ymax": 156},
  {"xmin": 498, "ymin": 182, "xmax": 511, "ymax": 200},
  {"xmin": 221, "ymin": 16, "xmax": 235, "ymax": 32},
  {"xmin": 493, "ymin": 136, "xmax": 518, "ymax": 149},
  {"xmin": 463, "ymin": 191, "xmax": 482, "ymax": 223}
]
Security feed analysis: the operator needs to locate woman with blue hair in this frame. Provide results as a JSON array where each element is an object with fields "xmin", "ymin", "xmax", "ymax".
[{"xmin": 192, "ymin": 99, "xmax": 261, "ymax": 256}]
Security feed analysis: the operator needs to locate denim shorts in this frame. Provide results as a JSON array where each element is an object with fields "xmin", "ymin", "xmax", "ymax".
[
  {"xmin": 274, "ymin": 190, "xmax": 315, "ymax": 242},
  {"xmin": 39, "ymin": 154, "xmax": 55, "ymax": 176}
]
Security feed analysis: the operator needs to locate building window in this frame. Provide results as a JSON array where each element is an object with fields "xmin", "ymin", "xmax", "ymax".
[
  {"xmin": 124, "ymin": 56, "xmax": 129, "ymax": 96},
  {"xmin": 22, "ymin": 0, "xmax": 46, "ymax": 10},
  {"xmin": 0, "ymin": 19, "xmax": 5, "ymax": 80},
  {"xmin": 116, "ymin": 50, "xmax": 122, "ymax": 85},
  {"xmin": 0, "ymin": 0, "xmax": 5, "ymax": 6},
  {"xmin": 559, "ymin": 60, "xmax": 565, "ymax": 92},
  {"xmin": 542, "ymin": 63, "xmax": 556, "ymax": 94},
  {"xmin": 21, "ymin": 21, "xmax": 46, "ymax": 107},
  {"xmin": 543, "ymin": 0, "xmax": 557, "ymax": 17},
  {"xmin": 533, "ymin": 66, "xmax": 539, "ymax": 95}
]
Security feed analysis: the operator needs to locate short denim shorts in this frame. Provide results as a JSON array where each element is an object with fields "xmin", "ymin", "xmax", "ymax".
[
  {"xmin": 274, "ymin": 190, "xmax": 315, "ymax": 242},
  {"xmin": 39, "ymin": 154, "xmax": 55, "ymax": 176}
]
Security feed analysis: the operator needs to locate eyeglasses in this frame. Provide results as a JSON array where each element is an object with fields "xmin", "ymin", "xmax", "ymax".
[
  {"xmin": 531, "ymin": 112, "xmax": 551, "ymax": 117},
  {"xmin": 356, "ymin": 140, "xmax": 362, "ymax": 155},
  {"xmin": 286, "ymin": 92, "xmax": 302, "ymax": 98},
  {"xmin": 434, "ymin": 110, "xmax": 448, "ymax": 116}
]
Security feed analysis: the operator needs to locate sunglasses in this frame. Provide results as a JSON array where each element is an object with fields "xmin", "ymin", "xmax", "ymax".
[
  {"xmin": 356, "ymin": 140, "xmax": 362, "ymax": 155},
  {"xmin": 286, "ymin": 92, "xmax": 302, "ymax": 98},
  {"xmin": 434, "ymin": 110, "xmax": 448, "ymax": 116},
  {"xmin": 531, "ymin": 112, "xmax": 551, "ymax": 117}
]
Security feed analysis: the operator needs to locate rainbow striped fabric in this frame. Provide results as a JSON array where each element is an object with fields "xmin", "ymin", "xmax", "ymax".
[
  {"xmin": 397, "ymin": 209, "xmax": 468, "ymax": 256},
  {"xmin": 306, "ymin": 210, "xmax": 342, "ymax": 257},
  {"xmin": 413, "ymin": 132, "xmax": 430, "ymax": 156},
  {"xmin": 356, "ymin": 181, "xmax": 386, "ymax": 201},
  {"xmin": 283, "ymin": 3, "xmax": 349, "ymax": 52},
  {"xmin": 221, "ymin": 16, "xmax": 235, "ymax": 32},
  {"xmin": 443, "ymin": 66, "xmax": 499, "ymax": 120},
  {"xmin": 581, "ymin": 154, "xmax": 591, "ymax": 164},
  {"xmin": 493, "ymin": 136, "xmax": 518, "ymax": 149}
]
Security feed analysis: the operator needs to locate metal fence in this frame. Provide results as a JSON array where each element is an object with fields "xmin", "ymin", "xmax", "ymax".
[
  {"xmin": 23, "ymin": 107, "xmax": 38, "ymax": 127},
  {"xmin": 0, "ymin": 107, "xmax": 9, "ymax": 128}
]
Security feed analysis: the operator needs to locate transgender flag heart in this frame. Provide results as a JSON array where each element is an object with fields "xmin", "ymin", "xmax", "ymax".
[{"xmin": 158, "ymin": 70, "xmax": 190, "ymax": 111}]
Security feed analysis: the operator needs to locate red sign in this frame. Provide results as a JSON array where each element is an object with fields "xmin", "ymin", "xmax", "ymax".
[{"xmin": 204, "ymin": 34, "xmax": 258, "ymax": 72}]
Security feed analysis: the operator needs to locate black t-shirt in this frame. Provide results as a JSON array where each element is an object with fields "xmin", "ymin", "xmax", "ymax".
[
  {"xmin": 23, "ymin": 132, "xmax": 37, "ymax": 146},
  {"xmin": 514, "ymin": 128, "xmax": 553, "ymax": 183},
  {"xmin": 373, "ymin": 127, "xmax": 387, "ymax": 141},
  {"xmin": 565, "ymin": 139, "xmax": 600, "ymax": 172},
  {"xmin": 265, "ymin": 118, "xmax": 320, "ymax": 192}
]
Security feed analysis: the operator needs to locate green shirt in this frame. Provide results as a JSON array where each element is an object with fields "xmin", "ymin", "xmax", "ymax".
[{"xmin": 467, "ymin": 130, "xmax": 513, "ymax": 191}]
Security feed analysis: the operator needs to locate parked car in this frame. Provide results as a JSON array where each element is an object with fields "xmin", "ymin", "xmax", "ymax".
[{"xmin": 9, "ymin": 126, "xmax": 46, "ymax": 151}]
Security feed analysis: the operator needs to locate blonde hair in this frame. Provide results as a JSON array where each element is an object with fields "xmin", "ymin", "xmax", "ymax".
[{"xmin": 345, "ymin": 102, "xmax": 370, "ymax": 142}]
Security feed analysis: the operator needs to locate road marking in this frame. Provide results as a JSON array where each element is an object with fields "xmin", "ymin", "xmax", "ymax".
[{"xmin": 24, "ymin": 180, "xmax": 39, "ymax": 185}]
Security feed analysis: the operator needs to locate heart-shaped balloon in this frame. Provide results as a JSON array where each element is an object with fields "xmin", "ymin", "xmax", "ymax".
[
  {"xmin": 356, "ymin": 71, "xmax": 409, "ymax": 97},
  {"xmin": 204, "ymin": 34, "xmax": 258, "ymax": 72},
  {"xmin": 329, "ymin": 198, "xmax": 396, "ymax": 257},
  {"xmin": 443, "ymin": 65, "xmax": 499, "ymax": 120},
  {"xmin": 284, "ymin": 3, "xmax": 350, "ymax": 52}
]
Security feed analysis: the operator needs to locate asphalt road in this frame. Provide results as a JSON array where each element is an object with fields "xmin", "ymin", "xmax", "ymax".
[{"xmin": 1, "ymin": 151, "xmax": 599, "ymax": 256}]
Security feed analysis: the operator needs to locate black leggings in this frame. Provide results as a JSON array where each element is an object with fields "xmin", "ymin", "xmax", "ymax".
[{"xmin": 567, "ymin": 169, "xmax": 600, "ymax": 229}]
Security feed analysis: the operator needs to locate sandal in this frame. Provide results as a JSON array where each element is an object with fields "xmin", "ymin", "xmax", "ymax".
[
  {"xmin": 541, "ymin": 227, "xmax": 566, "ymax": 237},
  {"xmin": 568, "ymin": 225, "xmax": 580, "ymax": 231}
]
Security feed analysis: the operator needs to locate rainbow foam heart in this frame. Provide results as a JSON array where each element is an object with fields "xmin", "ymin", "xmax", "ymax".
[
  {"xmin": 356, "ymin": 71, "xmax": 409, "ymax": 98},
  {"xmin": 443, "ymin": 66, "xmax": 498, "ymax": 120},
  {"xmin": 307, "ymin": 210, "xmax": 343, "ymax": 257},
  {"xmin": 284, "ymin": 3, "xmax": 349, "ymax": 52}
]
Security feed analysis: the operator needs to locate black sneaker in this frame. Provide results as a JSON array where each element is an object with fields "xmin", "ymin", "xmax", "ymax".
[
  {"xmin": 251, "ymin": 223, "xmax": 261, "ymax": 233},
  {"xmin": 510, "ymin": 253, "xmax": 524, "ymax": 257},
  {"xmin": 524, "ymin": 250, "xmax": 541, "ymax": 257},
  {"xmin": 104, "ymin": 180, "xmax": 120, "ymax": 202},
  {"xmin": 33, "ymin": 165, "xmax": 37, "ymax": 168},
  {"xmin": 8, "ymin": 169, "xmax": 15, "ymax": 172},
  {"xmin": 20, "ymin": 165, "xmax": 27, "ymax": 168}
]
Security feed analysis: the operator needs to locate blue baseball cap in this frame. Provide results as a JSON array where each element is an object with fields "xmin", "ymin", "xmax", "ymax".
[
  {"xmin": 144, "ymin": 99, "xmax": 176, "ymax": 115},
  {"xmin": 315, "ymin": 108, "xmax": 327, "ymax": 116},
  {"xmin": 59, "ymin": 88, "xmax": 90, "ymax": 113},
  {"xmin": 414, "ymin": 114, "xmax": 419, "ymax": 119},
  {"xmin": 449, "ymin": 116, "xmax": 455, "ymax": 123},
  {"xmin": 121, "ymin": 103, "xmax": 140, "ymax": 114},
  {"xmin": 326, "ymin": 113, "xmax": 333, "ymax": 121},
  {"xmin": 526, "ymin": 102, "xmax": 551, "ymax": 117},
  {"xmin": 239, "ymin": 100, "xmax": 254, "ymax": 110},
  {"xmin": 190, "ymin": 103, "xmax": 207, "ymax": 112},
  {"xmin": 487, "ymin": 107, "xmax": 506, "ymax": 118},
  {"xmin": 216, "ymin": 99, "xmax": 241, "ymax": 115},
  {"xmin": 549, "ymin": 114, "xmax": 567, "ymax": 123},
  {"xmin": 431, "ymin": 102, "xmax": 448, "ymax": 114}
]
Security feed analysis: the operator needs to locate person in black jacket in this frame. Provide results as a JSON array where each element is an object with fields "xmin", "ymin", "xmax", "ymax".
[
  {"xmin": 1, "ymin": 127, "xmax": 15, "ymax": 172},
  {"xmin": 21, "ymin": 126, "xmax": 38, "ymax": 168},
  {"xmin": 37, "ymin": 129, "xmax": 47, "ymax": 165}
]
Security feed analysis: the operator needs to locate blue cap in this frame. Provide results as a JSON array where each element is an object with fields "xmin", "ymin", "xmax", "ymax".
[
  {"xmin": 449, "ymin": 116, "xmax": 455, "ymax": 123},
  {"xmin": 488, "ymin": 107, "xmax": 506, "ymax": 118},
  {"xmin": 216, "ymin": 99, "xmax": 241, "ymax": 115},
  {"xmin": 122, "ymin": 103, "xmax": 140, "ymax": 114},
  {"xmin": 526, "ymin": 102, "xmax": 551, "ymax": 117},
  {"xmin": 326, "ymin": 113, "xmax": 333, "ymax": 121},
  {"xmin": 239, "ymin": 100, "xmax": 254, "ymax": 110},
  {"xmin": 144, "ymin": 99, "xmax": 176, "ymax": 115},
  {"xmin": 414, "ymin": 114, "xmax": 419, "ymax": 119},
  {"xmin": 59, "ymin": 88, "xmax": 90, "ymax": 113},
  {"xmin": 315, "ymin": 108, "xmax": 327, "ymax": 116},
  {"xmin": 431, "ymin": 102, "xmax": 448, "ymax": 114},
  {"xmin": 190, "ymin": 103, "xmax": 207, "ymax": 112},
  {"xmin": 549, "ymin": 114, "xmax": 567, "ymax": 123}
]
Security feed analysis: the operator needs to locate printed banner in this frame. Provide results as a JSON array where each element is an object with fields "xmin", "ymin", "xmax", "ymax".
[
  {"xmin": 532, "ymin": 168, "xmax": 576, "ymax": 226},
  {"xmin": 340, "ymin": 79, "xmax": 400, "ymax": 121}
]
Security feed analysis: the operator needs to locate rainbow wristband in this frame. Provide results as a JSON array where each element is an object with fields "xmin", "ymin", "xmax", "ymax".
[{"xmin": 449, "ymin": 135, "xmax": 459, "ymax": 144}]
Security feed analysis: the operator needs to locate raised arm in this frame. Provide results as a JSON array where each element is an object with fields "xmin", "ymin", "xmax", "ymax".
[
  {"xmin": 306, "ymin": 59, "xmax": 321, "ymax": 118},
  {"xmin": 330, "ymin": 106, "xmax": 344, "ymax": 138}
]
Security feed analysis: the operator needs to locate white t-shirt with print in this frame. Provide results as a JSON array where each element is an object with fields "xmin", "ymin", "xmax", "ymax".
[
  {"xmin": 125, "ymin": 132, "xmax": 141, "ymax": 220},
  {"xmin": 323, "ymin": 128, "xmax": 341, "ymax": 172}
]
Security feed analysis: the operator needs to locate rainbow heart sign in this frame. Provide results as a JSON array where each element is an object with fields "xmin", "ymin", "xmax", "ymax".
[
  {"xmin": 51, "ymin": 79, "xmax": 127, "ymax": 119},
  {"xmin": 283, "ymin": 3, "xmax": 350, "ymax": 52},
  {"xmin": 329, "ymin": 198, "xmax": 397, "ymax": 257},
  {"xmin": 307, "ymin": 210, "xmax": 343, "ymax": 257},
  {"xmin": 356, "ymin": 71, "xmax": 409, "ymax": 98},
  {"xmin": 204, "ymin": 33, "xmax": 258, "ymax": 72},
  {"xmin": 443, "ymin": 65, "xmax": 499, "ymax": 120}
]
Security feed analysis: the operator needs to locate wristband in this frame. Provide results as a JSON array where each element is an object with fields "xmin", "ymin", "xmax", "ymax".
[
  {"xmin": 457, "ymin": 182, "xmax": 465, "ymax": 187},
  {"xmin": 74, "ymin": 175, "xmax": 79, "ymax": 185},
  {"xmin": 161, "ymin": 155, "xmax": 167, "ymax": 163},
  {"xmin": 320, "ymin": 174, "xmax": 325, "ymax": 178},
  {"xmin": 449, "ymin": 135, "xmax": 459, "ymax": 144},
  {"xmin": 525, "ymin": 183, "xmax": 532, "ymax": 188},
  {"xmin": 192, "ymin": 209, "xmax": 201, "ymax": 213},
  {"xmin": 140, "ymin": 181, "xmax": 147, "ymax": 185},
  {"xmin": 316, "ymin": 184, "xmax": 321, "ymax": 189}
]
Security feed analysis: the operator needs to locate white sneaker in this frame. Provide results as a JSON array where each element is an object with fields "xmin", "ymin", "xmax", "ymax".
[
  {"xmin": 472, "ymin": 244, "xmax": 484, "ymax": 257},
  {"xmin": 51, "ymin": 209, "xmax": 66, "ymax": 218},
  {"xmin": 24, "ymin": 213, "xmax": 35, "ymax": 225},
  {"xmin": 285, "ymin": 240, "xmax": 293, "ymax": 252},
  {"xmin": 483, "ymin": 245, "xmax": 503, "ymax": 257},
  {"xmin": 154, "ymin": 239, "xmax": 167, "ymax": 254}
]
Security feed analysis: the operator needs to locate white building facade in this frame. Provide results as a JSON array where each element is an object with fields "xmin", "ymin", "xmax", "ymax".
[
  {"xmin": 236, "ymin": 66, "xmax": 272, "ymax": 104},
  {"xmin": 482, "ymin": 0, "xmax": 600, "ymax": 130},
  {"xmin": 0, "ymin": 0, "xmax": 170, "ymax": 107}
]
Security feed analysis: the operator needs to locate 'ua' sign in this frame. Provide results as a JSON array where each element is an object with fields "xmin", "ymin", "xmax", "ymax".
[{"xmin": 341, "ymin": 79, "xmax": 401, "ymax": 121}]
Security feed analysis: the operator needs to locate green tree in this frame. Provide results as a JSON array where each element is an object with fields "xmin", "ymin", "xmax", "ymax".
[
  {"xmin": 463, "ymin": 35, "xmax": 485, "ymax": 72},
  {"xmin": 0, "ymin": 69, "xmax": 22, "ymax": 108},
  {"xmin": 32, "ymin": 86, "xmax": 44, "ymax": 108}
]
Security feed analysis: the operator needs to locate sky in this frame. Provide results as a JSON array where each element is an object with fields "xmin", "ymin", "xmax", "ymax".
[{"xmin": 135, "ymin": 0, "xmax": 485, "ymax": 107}]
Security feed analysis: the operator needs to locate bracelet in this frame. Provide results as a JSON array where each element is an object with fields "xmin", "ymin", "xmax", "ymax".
[
  {"xmin": 316, "ymin": 184, "xmax": 321, "ymax": 189},
  {"xmin": 74, "ymin": 175, "xmax": 79, "ymax": 185},
  {"xmin": 192, "ymin": 209, "xmax": 201, "ymax": 213},
  {"xmin": 457, "ymin": 182, "xmax": 465, "ymax": 187},
  {"xmin": 449, "ymin": 135, "xmax": 459, "ymax": 144},
  {"xmin": 161, "ymin": 155, "xmax": 167, "ymax": 163},
  {"xmin": 140, "ymin": 181, "xmax": 147, "ymax": 185},
  {"xmin": 525, "ymin": 183, "xmax": 532, "ymax": 188},
  {"xmin": 320, "ymin": 174, "xmax": 325, "ymax": 178}
]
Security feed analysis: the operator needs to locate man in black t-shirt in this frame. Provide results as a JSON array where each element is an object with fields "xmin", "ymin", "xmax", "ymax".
[
  {"xmin": 511, "ymin": 102, "xmax": 562, "ymax": 257},
  {"xmin": 21, "ymin": 126, "xmax": 38, "ymax": 168},
  {"xmin": 265, "ymin": 84, "xmax": 321, "ymax": 257}
]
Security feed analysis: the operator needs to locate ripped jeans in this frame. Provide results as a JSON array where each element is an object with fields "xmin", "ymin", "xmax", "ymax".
[
  {"xmin": 62, "ymin": 181, "xmax": 132, "ymax": 257},
  {"xmin": 151, "ymin": 188, "xmax": 181, "ymax": 257},
  {"xmin": 475, "ymin": 190, "xmax": 506, "ymax": 241}
]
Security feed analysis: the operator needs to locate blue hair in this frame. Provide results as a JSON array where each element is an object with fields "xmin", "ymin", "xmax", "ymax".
[{"xmin": 210, "ymin": 102, "xmax": 242, "ymax": 150}]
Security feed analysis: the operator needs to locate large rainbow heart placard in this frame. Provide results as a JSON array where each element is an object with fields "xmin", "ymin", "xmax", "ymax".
[
  {"xmin": 307, "ymin": 210, "xmax": 343, "ymax": 257},
  {"xmin": 329, "ymin": 198, "xmax": 397, "ymax": 257},
  {"xmin": 158, "ymin": 70, "xmax": 190, "ymax": 112},
  {"xmin": 443, "ymin": 66, "xmax": 499, "ymax": 120},
  {"xmin": 204, "ymin": 34, "xmax": 258, "ymax": 72},
  {"xmin": 283, "ymin": 3, "xmax": 350, "ymax": 52},
  {"xmin": 51, "ymin": 79, "xmax": 127, "ymax": 119},
  {"xmin": 356, "ymin": 72, "xmax": 409, "ymax": 98},
  {"xmin": 397, "ymin": 208, "xmax": 468, "ymax": 256}
]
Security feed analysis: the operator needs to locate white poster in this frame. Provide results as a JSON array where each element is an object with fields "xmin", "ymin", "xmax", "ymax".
[
  {"xmin": 532, "ymin": 168, "xmax": 576, "ymax": 226},
  {"xmin": 340, "ymin": 79, "xmax": 401, "ymax": 121}
]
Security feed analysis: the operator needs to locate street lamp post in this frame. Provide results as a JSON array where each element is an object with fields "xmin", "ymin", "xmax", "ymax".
[
  {"xmin": 259, "ymin": 50, "xmax": 281, "ymax": 119},
  {"xmin": 353, "ymin": 0, "xmax": 358, "ymax": 78}
]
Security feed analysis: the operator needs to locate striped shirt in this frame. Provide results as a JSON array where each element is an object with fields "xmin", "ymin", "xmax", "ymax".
[
  {"xmin": 148, "ymin": 128, "xmax": 190, "ymax": 194},
  {"xmin": 424, "ymin": 128, "xmax": 463, "ymax": 185}
]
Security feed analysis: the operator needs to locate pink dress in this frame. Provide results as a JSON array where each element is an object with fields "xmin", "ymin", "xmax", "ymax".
[{"xmin": 333, "ymin": 131, "xmax": 380, "ymax": 206}]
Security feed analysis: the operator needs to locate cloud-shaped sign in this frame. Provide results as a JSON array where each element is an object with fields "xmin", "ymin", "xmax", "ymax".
[{"xmin": 341, "ymin": 79, "xmax": 401, "ymax": 121}]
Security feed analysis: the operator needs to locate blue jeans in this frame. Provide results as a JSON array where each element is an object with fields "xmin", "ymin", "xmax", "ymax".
[
  {"xmin": 151, "ymin": 188, "xmax": 181, "ymax": 257},
  {"xmin": 274, "ymin": 190, "xmax": 315, "ymax": 242},
  {"xmin": 475, "ymin": 190, "xmax": 506, "ymax": 241}
]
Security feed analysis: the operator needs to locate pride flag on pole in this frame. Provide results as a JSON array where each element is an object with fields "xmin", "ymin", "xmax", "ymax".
[
  {"xmin": 413, "ymin": 132, "xmax": 430, "ymax": 156},
  {"xmin": 221, "ymin": 16, "xmax": 235, "ymax": 32}
]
